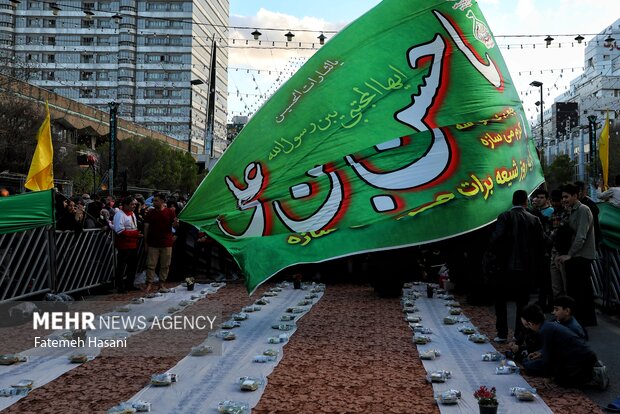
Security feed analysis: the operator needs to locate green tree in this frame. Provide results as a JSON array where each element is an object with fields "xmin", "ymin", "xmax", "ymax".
[{"xmin": 544, "ymin": 154, "xmax": 576, "ymax": 190}]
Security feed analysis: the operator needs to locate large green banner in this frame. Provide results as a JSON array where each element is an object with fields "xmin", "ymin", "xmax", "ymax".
[
  {"xmin": 180, "ymin": 0, "xmax": 544, "ymax": 292},
  {"xmin": 0, "ymin": 189, "xmax": 54, "ymax": 235}
]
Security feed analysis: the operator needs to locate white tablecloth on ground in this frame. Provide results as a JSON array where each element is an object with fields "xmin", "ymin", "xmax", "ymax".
[
  {"xmin": 0, "ymin": 283, "xmax": 223, "ymax": 411},
  {"xmin": 405, "ymin": 286, "xmax": 553, "ymax": 414},
  {"xmin": 126, "ymin": 284, "xmax": 323, "ymax": 414}
]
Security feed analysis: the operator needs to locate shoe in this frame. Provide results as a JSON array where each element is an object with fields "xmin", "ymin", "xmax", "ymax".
[
  {"xmin": 493, "ymin": 337, "xmax": 507, "ymax": 343},
  {"xmin": 592, "ymin": 364, "xmax": 610, "ymax": 390},
  {"xmin": 159, "ymin": 286, "xmax": 170, "ymax": 293}
]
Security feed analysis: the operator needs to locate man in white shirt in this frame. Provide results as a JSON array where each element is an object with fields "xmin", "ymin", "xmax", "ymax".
[{"xmin": 597, "ymin": 175, "xmax": 620, "ymax": 208}]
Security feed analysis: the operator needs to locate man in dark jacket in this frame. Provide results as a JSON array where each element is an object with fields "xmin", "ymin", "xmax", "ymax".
[{"xmin": 487, "ymin": 189, "xmax": 545, "ymax": 342}]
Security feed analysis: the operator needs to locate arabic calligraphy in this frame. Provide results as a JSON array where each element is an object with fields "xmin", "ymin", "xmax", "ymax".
[
  {"xmin": 286, "ymin": 228, "xmax": 337, "ymax": 246},
  {"xmin": 457, "ymin": 173, "xmax": 495, "ymax": 200},
  {"xmin": 396, "ymin": 192, "xmax": 455, "ymax": 220},
  {"xmin": 269, "ymin": 65, "xmax": 410, "ymax": 160},
  {"xmin": 455, "ymin": 108, "xmax": 516, "ymax": 130},
  {"xmin": 479, "ymin": 121, "xmax": 522, "ymax": 149},
  {"xmin": 276, "ymin": 59, "xmax": 343, "ymax": 124}
]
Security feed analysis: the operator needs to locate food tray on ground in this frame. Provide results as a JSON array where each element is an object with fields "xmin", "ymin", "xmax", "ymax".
[
  {"xmin": 218, "ymin": 400, "xmax": 250, "ymax": 414},
  {"xmin": 0, "ymin": 387, "xmax": 29, "ymax": 397},
  {"xmin": 253, "ymin": 354, "xmax": 276, "ymax": 363},
  {"xmin": 268, "ymin": 334, "xmax": 288, "ymax": 344},
  {"xmin": 221, "ymin": 320, "xmax": 241, "ymax": 329},
  {"xmin": 458, "ymin": 325, "xmax": 477, "ymax": 335},
  {"xmin": 403, "ymin": 306, "xmax": 419, "ymax": 313},
  {"xmin": 297, "ymin": 300, "xmax": 312, "ymax": 306},
  {"xmin": 190, "ymin": 345, "xmax": 213, "ymax": 356},
  {"xmin": 210, "ymin": 282, "xmax": 225, "ymax": 288},
  {"xmin": 496, "ymin": 360, "xmax": 519, "ymax": 375},
  {"xmin": 255, "ymin": 298, "xmax": 270, "ymax": 305},
  {"xmin": 219, "ymin": 331, "xmax": 236, "ymax": 341},
  {"xmin": 468, "ymin": 333, "xmax": 489, "ymax": 343},
  {"xmin": 271, "ymin": 323, "xmax": 294, "ymax": 331},
  {"xmin": 305, "ymin": 293, "xmax": 318, "ymax": 299},
  {"xmin": 263, "ymin": 291, "xmax": 278, "ymax": 297},
  {"xmin": 150, "ymin": 373, "xmax": 177, "ymax": 386},
  {"xmin": 145, "ymin": 292, "xmax": 162, "ymax": 298},
  {"xmin": 420, "ymin": 349, "xmax": 441, "ymax": 360},
  {"xmin": 280, "ymin": 314, "xmax": 295, "ymax": 321},
  {"xmin": 445, "ymin": 300, "xmax": 461, "ymax": 307},
  {"xmin": 178, "ymin": 300, "xmax": 191, "ymax": 307},
  {"xmin": 481, "ymin": 351, "xmax": 504, "ymax": 361},
  {"xmin": 434, "ymin": 389, "xmax": 461, "ymax": 405},
  {"xmin": 11, "ymin": 379, "xmax": 34, "ymax": 389},
  {"xmin": 263, "ymin": 348, "xmax": 279, "ymax": 357},
  {"xmin": 130, "ymin": 401, "xmax": 151, "ymax": 412},
  {"xmin": 0, "ymin": 354, "xmax": 27, "ymax": 365},
  {"xmin": 413, "ymin": 334, "xmax": 432, "ymax": 345},
  {"xmin": 405, "ymin": 315, "xmax": 422, "ymax": 323},
  {"xmin": 449, "ymin": 307, "xmax": 462, "ymax": 315},
  {"xmin": 510, "ymin": 386, "xmax": 537, "ymax": 401},
  {"xmin": 232, "ymin": 312, "xmax": 248, "ymax": 321},
  {"xmin": 428, "ymin": 370, "xmax": 452, "ymax": 383},
  {"xmin": 238, "ymin": 376, "xmax": 262, "ymax": 391},
  {"xmin": 285, "ymin": 307, "xmax": 306, "ymax": 314},
  {"xmin": 443, "ymin": 316, "xmax": 458, "ymax": 325},
  {"xmin": 130, "ymin": 297, "xmax": 145, "ymax": 304}
]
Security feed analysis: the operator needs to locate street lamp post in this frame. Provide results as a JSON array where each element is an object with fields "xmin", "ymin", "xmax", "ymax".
[
  {"xmin": 189, "ymin": 79, "xmax": 204, "ymax": 154},
  {"xmin": 108, "ymin": 101, "xmax": 119, "ymax": 197},
  {"xmin": 530, "ymin": 81, "xmax": 544, "ymax": 147},
  {"xmin": 587, "ymin": 115, "xmax": 598, "ymax": 184}
]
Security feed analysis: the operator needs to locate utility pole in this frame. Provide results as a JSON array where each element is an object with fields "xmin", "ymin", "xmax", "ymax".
[
  {"xmin": 530, "ymin": 81, "xmax": 544, "ymax": 148},
  {"xmin": 205, "ymin": 38, "xmax": 217, "ymax": 160},
  {"xmin": 108, "ymin": 101, "xmax": 119, "ymax": 197},
  {"xmin": 587, "ymin": 115, "xmax": 598, "ymax": 185}
]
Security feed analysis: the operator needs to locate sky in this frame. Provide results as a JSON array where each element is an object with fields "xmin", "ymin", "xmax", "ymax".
[{"xmin": 227, "ymin": 0, "xmax": 619, "ymax": 124}]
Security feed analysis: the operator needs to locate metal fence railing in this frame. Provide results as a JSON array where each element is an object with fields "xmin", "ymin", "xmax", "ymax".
[
  {"xmin": 0, "ymin": 226, "xmax": 54, "ymax": 302},
  {"xmin": 592, "ymin": 246, "xmax": 620, "ymax": 308},
  {"xmin": 55, "ymin": 229, "xmax": 116, "ymax": 294}
]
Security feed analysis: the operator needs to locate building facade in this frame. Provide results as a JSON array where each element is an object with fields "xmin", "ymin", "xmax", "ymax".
[
  {"xmin": 530, "ymin": 18, "xmax": 620, "ymax": 182},
  {"xmin": 0, "ymin": 0, "xmax": 228, "ymax": 156}
]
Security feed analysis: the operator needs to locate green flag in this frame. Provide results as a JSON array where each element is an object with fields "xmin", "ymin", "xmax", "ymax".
[{"xmin": 180, "ymin": 0, "xmax": 544, "ymax": 293}]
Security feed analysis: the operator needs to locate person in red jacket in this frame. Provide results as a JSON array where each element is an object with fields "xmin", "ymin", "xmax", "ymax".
[
  {"xmin": 144, "ymin": 193, "xmax": 178, "ymax": 293},
  {"xmin": 113, "ymin": 196, "xmax": 141, "ymax": 292}
]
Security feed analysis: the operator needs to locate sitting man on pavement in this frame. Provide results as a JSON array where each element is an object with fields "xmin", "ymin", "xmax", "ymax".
[
  {"xmin": 553, "ymin": 295, "xmax": 588, "ymax": 341},
  {"xmin": 520, "ymin": 304, "xmax": 607, "ymax": 389}
]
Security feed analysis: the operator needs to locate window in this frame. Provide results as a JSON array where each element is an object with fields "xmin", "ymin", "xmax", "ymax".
[
  {"xmin": 98, "ymin": 37, "xmax": 111, "ymax": 45},
  {"xmin": 98, "ymin": 72, "xmax": 109, "ymax": 80},
  {"xmin": 46, "ymin": 36, "xmax": 55, "ymax": 45},
  {"xmin": 81, "ymin": 54, "xmax": 94, "ymax": 64},
  {"xmin": 146, "ymin": 107, "xmax": 168, "ymax": 116},
  {"xmin": 27, "ymin": 18, "xmax": 40, "ymax": 28},
  {"xmin": 80, "ymin": 89, "xmax": 94, "ymax": 98},
  {"xmin": 81, "ymin": 37, "xmax": 94, "ymax": 46},
  {"xmin": 81, "ymin": 19, "xmax": 94, "ymax": 28},
  {"xmin": 45, "ymin": 54, "xmax": 55, "ymax": 63},
  {"xmin": 97, "ymin": 54, "xmax": 111, "ymax": 63},
  {"xmin": 146, "ymin": 89, "xmax": 167, "ymax": 98},
  {"xmin": 83, "ymin": 2, "xmax": 95, "ymax": 9},
  {"xmin": 43, "ymin": 71, "xmax": 54, "ymax": 80},
  {"xmin": 80, "ymin": 71, "xmax": 94, "ymax": 81},
  {"xmin": 44, "ymin": 19, "xmax": 55, "ymax": 28}
]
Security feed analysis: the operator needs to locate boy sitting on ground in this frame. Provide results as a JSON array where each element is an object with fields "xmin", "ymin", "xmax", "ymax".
[
  {"xmin": 553, "ymin": 295, "xmax": 588, "ymax": 341},
  {"xmin": 519, "ymin": 304, "xmax": 608, "ymax": 389}
]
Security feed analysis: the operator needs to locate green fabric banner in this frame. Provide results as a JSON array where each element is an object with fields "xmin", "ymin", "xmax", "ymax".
[
  {"xmin": 0, "ymin": 190, "xmax": 55, "ymax": 235},
  {"xmin": 599, "ymin": 202, "xmax": 620, "ymax": 250},
  {"xmin": 180, "ymin": 0, "xmax": 544, "ymax": 292}
]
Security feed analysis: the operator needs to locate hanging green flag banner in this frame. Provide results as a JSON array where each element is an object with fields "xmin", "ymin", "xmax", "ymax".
[{"xmin": 180, "ymin": 0, "xmax": 544, "ymax": 293}]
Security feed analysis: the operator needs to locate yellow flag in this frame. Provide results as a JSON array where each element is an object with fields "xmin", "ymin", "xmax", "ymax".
[
  {"xmin": 599, "ymin": 112, "xmax": 610, "ymax": 189},
  {"xmin": 25, "ymin": 101, "xmax": 54, "ymax": 191}
]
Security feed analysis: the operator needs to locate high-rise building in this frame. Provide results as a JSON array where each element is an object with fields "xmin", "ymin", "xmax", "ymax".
[
  {"xmin": 0, "ymin": 0, "xmax": 228, "ymax": 156},
  {"xmin": 530, "ymin": 18, "xmax": 619, "ymax": 180}
]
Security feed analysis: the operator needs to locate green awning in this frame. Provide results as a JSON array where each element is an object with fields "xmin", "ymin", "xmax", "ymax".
[
  {"xmin": 0, "ymin": 189, "xmax": 54, "ymax": 235},
  {"xmin": 599, "ymin": 202, "xmax": 620, "ymax": 250}
]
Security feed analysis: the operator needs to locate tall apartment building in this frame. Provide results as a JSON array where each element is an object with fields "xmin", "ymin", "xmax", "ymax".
[
  {"xmin": 0, "ymin": 0, "xmax": 228, "ymax": 156},
  {"xmin": 530, "ymin": 18, "xmax": 619, "ymax": 180}
]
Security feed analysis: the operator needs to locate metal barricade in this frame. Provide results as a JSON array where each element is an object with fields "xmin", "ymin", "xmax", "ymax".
[
  {"xmin": 55, "ymin": 228, "xmax": 116, "ymax": 294},
  {"xmin": 0, "ymin": 226, "xmax": 54, "ymax": 302},
  {"xmin": 591, "ymin": 246, "xmax": 620, "ymax": 308}
]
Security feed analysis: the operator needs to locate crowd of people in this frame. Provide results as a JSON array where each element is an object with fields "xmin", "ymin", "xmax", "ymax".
[
  {"xmin": 484, "ymin": 182, "xmax": 614, "ymax": 390},
  {"xmin": 54, "ymin": 190, "xmax": 187, "ymax": 293}
]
